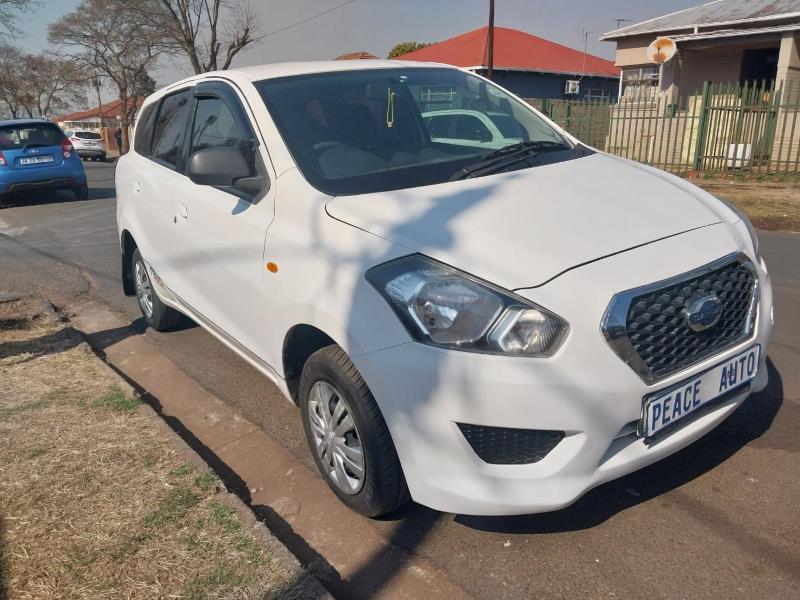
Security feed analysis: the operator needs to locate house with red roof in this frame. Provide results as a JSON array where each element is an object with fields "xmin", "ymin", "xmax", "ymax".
[
  {"xmin": 55, "ymin": 96, "xmax": 145, "ymax": 132},
  {"xmin": 394, "ymin": 26, "xmax": 620, "ymax": 100}
]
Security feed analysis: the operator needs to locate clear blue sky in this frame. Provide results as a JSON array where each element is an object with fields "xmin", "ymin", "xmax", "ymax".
[{"xmin": 20, "ymin": 0, "xmax": 702, "ymax": 91}]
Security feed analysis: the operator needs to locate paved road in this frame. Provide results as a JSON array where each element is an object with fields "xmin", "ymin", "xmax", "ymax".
[{"xmin": 2, "ymin": 162, "xmax": 799, "ymax": 599}]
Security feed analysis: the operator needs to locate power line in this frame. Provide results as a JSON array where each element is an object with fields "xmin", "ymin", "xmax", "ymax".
[{"xmin": 263, "ymin": 0, "xmax": 360, "ymax": 40}]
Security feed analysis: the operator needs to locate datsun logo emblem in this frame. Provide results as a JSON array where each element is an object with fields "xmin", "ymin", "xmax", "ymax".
[{"xmin": 686, "ymin": 295, "xmax": 723, "ymax": 332}]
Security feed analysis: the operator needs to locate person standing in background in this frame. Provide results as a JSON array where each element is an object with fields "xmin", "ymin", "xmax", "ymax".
[{"xmin": 114, "ymin": 127, "xmax": 123, "ymax": 154}]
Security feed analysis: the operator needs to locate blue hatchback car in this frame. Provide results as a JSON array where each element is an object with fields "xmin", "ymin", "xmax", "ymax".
[{"xmin": 0, "ymin": 119, "xmax": 88, "ymax": 207}]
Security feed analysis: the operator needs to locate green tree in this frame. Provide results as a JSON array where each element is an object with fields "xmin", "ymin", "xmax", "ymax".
[
  {"xmin": 387, "ymin": 41, "xmax": 431, "ymax": 59},
  {"xmin": 134, "ymin": 71, "xmax": 157, "ymax": 98}
]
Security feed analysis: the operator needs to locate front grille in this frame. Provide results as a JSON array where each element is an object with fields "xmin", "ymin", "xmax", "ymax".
[
  {"xmin": 457, "ymin": 423, "xmax": 564, "ymax": 465},
  {"xmin": 602, "ymin": 253, "xmax": 758, "ymax": 384}
]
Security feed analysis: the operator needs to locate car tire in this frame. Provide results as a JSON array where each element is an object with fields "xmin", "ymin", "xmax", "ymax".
[
  {"xmin": 131, "ymin": 248, "xmax": 182, "ymax": 331},
  {"xmin": 73, "ymin": 183, "xmax": 89, "ymax": 200},
  {"xmin": 299, "ymin": 344, "xmax": 409, "ymax": 517}
]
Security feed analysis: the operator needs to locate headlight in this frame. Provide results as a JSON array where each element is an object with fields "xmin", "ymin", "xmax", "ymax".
[
  {"xmin": 366, "ymin": 255, "xmax": 569, "ymax": 357},
  {"xmin": 720, "ymin": 198, "xmax": 759, "ymax": 258}
]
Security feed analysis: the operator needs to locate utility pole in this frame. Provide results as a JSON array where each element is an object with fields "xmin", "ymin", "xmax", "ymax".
[
  {"xmin": 92, "ymin": 76, "xmax": 102, "ymax": 132},
  {"xmin": 487, "ymin": 0, "xmax": 495, "ymax": 80},
  {"xmin": 614, "ymin": 17, "xmax": 631, "ymax": 29}
]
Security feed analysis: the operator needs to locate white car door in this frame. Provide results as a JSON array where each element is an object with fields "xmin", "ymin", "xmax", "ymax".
[
  {"xmin": 167, "ymin": 81, "xmax": 276, "ymax": 362},
  {"xmin": 133, "ymin": 89, "xmax": 194, "ymax": 288}
]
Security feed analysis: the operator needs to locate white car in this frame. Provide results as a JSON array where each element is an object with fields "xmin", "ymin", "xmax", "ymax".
[
  {"xmin": 423, "ymin": 108, "xmax": 524, "ymax": 149},
  {"xmin": 116, "ymin": 61, "xmax": 773, "ymax": 517},
  {"xmin": 67, "ymin": 130, "xmax": 107, "ymax": 161}
]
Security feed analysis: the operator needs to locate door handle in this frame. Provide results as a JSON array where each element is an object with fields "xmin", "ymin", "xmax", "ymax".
[{"xmin": 177, "ymin": 204, "xmax": 189, "ymax": 219}]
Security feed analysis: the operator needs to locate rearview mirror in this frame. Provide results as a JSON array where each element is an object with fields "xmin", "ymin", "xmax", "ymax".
[{"xmin": 187, "ymin": 146, "xmax": 251, "ymax": 188}]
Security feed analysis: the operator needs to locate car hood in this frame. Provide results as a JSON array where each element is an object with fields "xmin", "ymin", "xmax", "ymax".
[{"xmin": 326, "ymin": 153, "xmax": 722, "ymax": 289}]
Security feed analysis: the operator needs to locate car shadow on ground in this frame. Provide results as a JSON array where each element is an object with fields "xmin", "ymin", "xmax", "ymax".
[
  {"xmin": 454, "ymin": 358, "xmax": 784, "ymax": 535},
  {"xmin": 0, "ymin": 186, "xmax": 116, "ymax": 209}
]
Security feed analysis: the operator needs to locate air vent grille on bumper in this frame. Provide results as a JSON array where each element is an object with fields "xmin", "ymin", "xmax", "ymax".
[
  {"xmin": 602, "ymin": 253, "xmax": 758, "ymax": 384},
  {"xmin": 457, "ymin": 424, "xmax": 565, "ymax": 465}
]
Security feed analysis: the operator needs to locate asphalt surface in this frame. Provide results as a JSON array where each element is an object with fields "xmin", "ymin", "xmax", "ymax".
[{"xmin": 1, "ymin": 162, "xmax": 799, "ymax": 599}]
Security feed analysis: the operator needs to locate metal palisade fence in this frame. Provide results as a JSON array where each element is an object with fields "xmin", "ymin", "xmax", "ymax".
[{"xmin": 525, "ymin": 79, "xmax": 800, "ymax": 175}]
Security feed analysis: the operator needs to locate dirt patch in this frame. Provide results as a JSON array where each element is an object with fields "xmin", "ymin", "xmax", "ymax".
[
  {"xmin": 0, "ymin": 298, "xmax": 316, "ymax": 599},
  {"xmin": 692, "ymin": 179, "xmax": 800, "ymax": 232}
]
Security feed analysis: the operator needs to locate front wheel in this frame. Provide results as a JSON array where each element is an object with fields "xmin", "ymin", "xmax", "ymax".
[
  {"xmin": 300, "ymin": 345, "xmax": 409, "ymax": 517},
  {"xmin": 131, "ymin": 248, "xmax": 181, "ymax": 331}
]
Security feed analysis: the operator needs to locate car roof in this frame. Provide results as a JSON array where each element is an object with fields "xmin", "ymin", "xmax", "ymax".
[
  {"xmin": 231, "ymin": 59, "xmax": 453, "ymax": 81},
  {"xmin": 0, "ymin": 119, "xmax": 60, "ymax": 128},
  {"xmin": 153, "ymin": 60, "xmax": 458, "ymax": 98}
]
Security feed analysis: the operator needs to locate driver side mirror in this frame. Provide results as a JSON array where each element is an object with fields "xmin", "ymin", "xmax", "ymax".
[{"xmin": 187, "ymin": 146, "xmax": 264, "ymax": 195}]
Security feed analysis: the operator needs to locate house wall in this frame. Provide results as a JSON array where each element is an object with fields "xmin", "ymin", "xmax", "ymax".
[
  {"xmin": 613, "ymin": 35, "xmax": 656, "ymax": 67},
  {"xmin": 478, "ymin": 69, "xmax": 619, "ymax": 100},
  {"xmin": 613, "ymin": 34, "xmax": 788, "ymax": 101}
]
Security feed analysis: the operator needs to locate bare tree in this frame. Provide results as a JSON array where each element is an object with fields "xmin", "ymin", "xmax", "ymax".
[
  {"xmin": 19, "ymin": 54, "xmax": 88, "ymax": 118},
  {"xmin": 143, "ymin": 0, "xmax": 260, "ymax": 74},
  {"xmin": 0, "ymin": 0, "xmax": 33, "ymax": 38},
  {"xmin": 0, "ymin": 45, "xmax": 25, "ymax": 117},
  {"xmin": 49, "ymin": 0, "xmax": 166, "ymax": 152}
]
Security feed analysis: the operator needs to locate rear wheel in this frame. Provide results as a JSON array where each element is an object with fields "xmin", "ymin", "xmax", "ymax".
[
  {"xmin": 73, "ymin": 183, "xmax": 89, "ymax": 200},
  {"xmin": 131, "ymin": 248, "xmax": 181, "ymax": 331},
  {"xmin": 300, "ymin": 345, "xmax": 409, "ymax": 517}
]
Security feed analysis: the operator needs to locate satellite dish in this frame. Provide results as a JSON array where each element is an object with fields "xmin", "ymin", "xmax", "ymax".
[{"xmin": 647, "ymin": 37, "xmax": 677, "ymax": 64}]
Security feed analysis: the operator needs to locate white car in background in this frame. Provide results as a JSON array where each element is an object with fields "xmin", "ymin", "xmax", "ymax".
[
  {"xmin": 67, "ymin": 130, "xmax": 107, "ymax": 162},
  {"xmin": 116, "ymin": 61, "xmax": 773, "ymax": 517},
  {"xmin": 423, "ymin": 109, "xmax": 524, "ymax": 149}
]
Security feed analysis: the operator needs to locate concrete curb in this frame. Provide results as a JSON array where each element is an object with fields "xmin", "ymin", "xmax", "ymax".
[
  {"xmin": 68, "ymin": 299, "xmax": 472, "ymax": 600},
  {"xmin": 65, "ymin": 317, "xmax": 334, "ymax": 600}
]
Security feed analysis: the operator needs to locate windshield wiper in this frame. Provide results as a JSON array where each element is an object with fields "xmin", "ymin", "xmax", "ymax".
[
  {"xmin": 481, "ymin": 140, "xmax": 571, "ymax": 161},
  {"xmin": 450, "ymin": 140, "xmax": 574, "ymax": 181}
]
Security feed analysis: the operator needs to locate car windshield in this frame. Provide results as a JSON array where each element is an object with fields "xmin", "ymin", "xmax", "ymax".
[
  {"xmin": 0, "ymin": 123, "xmax": 64, "ymax": 151},
  {"xmin": 74, "ymin": 131, "xmax": 102, "ymax": 140},
  {"xmin": 256, "ymin": 68, "xmax": 583, "ymax": 195}
]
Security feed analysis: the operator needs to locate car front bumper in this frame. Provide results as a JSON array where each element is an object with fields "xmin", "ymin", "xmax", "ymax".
[{"xmin": 354, "ymin": 225, "xmax": 773, "ymax": 515}]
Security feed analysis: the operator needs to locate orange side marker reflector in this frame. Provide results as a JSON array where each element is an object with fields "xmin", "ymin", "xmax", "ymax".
[{"xmin": 266, "ymin": 262, "xmax": 279, "ymax": 273}]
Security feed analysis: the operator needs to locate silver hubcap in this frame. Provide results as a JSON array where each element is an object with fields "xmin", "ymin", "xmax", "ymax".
[
  {"xmin": 307, "ymin": 381, "xmax": 365, "ymax": 495},
  {"xmin": 134, "ymin": 261, "xmax": 154, "ymax": 319}
]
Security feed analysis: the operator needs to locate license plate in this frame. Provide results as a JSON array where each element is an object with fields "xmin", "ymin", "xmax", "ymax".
[
  {"xmin": 641, "ymin": 345, "xmax": 760, "ymax": 438},
  {"xmin": 19, "ymin": 155, "xmax": 54, "ymax": 165}
]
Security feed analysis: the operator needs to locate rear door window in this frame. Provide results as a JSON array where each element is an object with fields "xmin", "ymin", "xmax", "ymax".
[
  {"xmin": 0, "ymin": 123, "xmax": 64, "ymax": 151},
  {"xmin": 151, "ymin": 91, "xmax": 191, "ymax": 169}
]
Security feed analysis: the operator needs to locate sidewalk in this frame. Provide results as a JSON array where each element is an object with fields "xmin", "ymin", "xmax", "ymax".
[{"xmin": 70, "ymin": 300, "xmax": 471, "ymax": 600}]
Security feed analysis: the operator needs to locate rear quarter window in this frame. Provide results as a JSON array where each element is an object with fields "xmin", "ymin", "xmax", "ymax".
[{"xmin": 133, "ymin": 104, "xmax": 157, "ymax": 156}]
